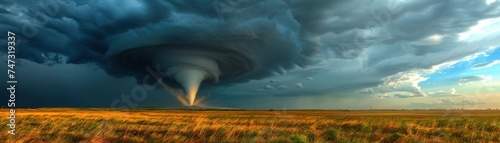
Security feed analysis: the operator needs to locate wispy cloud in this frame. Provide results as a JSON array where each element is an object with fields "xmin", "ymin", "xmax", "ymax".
[
  {"xmin": 458, "ymin": 75, "xmax": 493, "ymax": 85},
  {"xmin": 412, "ymin": 98, "xmax": 484, "ymax": 106},
  {"xmin": 427, "ymin": 88, "xmax": 463, "ymax": 98},
  {"xmin": 471, "ymin": 60, "xmax": 500, "ymax": 69}
]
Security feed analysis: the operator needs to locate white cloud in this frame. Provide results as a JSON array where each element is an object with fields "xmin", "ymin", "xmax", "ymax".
[
  {"xmin": 458, "ymin": 17, "xmax": 500, "ymax": 41},
  {"xmin": 359, "ymin": 88, "xmax": 374, "ymax": 94},
  {"xmin": 471, "ymin": 60, "xmax": 500, "ymax": 69},
  {"xmin": 295, "ymin": 83, "xmax": 304, "ymax": 88},
  {"xmin": 412, "ymin": 98, "xmax": 484, "ymax": 106},
  {"xmin": 377, "ymin": 94, "xmax": 389, "ymax": 99},
  {"xmin": 427, "ymin": 88, "xmax": 463, "ymax": 98},
  {"xmin": 486, "ymin": 0, "xmax": 497, "ymax": 5},
  {"xmin": 265, "ymin": 84, "xmax": 274, "ymax": 89},
  {"xmin": 411, "ymin": 34, "xmax": 444, "ymax": 45},
  {"xmin": 460, "ymin": 52, "xmax": 490, "ymax": 62},
  {"xmin": 372, "ymin": 71, "xmax": 428, "ymax": 98}
]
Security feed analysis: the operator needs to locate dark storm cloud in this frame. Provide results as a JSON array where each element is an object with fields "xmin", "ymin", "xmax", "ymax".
[
  {"xmin": 230, "ymin": 1, "xmax": 500, "ymax": 99},
  {"xmin": 1, "ymin": 0, "xmax": 313, "ymax": 86},
  {"xmin": 1, "ymin": 0, "xmax": 500, "ymax": 103},
  {"xmin": 0, "ymin": 0, "xmax": 170, "ymax": 65}
]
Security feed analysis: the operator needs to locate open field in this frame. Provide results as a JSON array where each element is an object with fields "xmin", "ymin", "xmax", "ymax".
[{"xmin": 1, "ymin": 108, "xmax": 500, "ymax": 143}]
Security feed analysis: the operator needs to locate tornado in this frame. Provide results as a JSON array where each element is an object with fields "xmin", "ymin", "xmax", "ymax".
[
  {"xmin": 154, "ymin": 51, "xmax": 222, "ymax": 106},
  {"xmin": 99, "ymin": 0, "xmax": 305, "ymax": 107},
  {"xmin": 172, "ymin": 69, "xmax": 206, "ymax": 106},
  {"xmin": 107, "ymin": 41, "xmax": 257, "ymax": 106}
]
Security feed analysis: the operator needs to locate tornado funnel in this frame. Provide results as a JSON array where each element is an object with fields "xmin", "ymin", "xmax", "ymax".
[
  {"xmin": 107, "ymin": 43, "xmax": 256, "ymax": 106},
  {"xmin": 171, "ymin": 69, "xmax": 207, "ymax": 106},
  {"xmin": 159, "ymin": 52, "xmax": 222, "ymax": 106}
]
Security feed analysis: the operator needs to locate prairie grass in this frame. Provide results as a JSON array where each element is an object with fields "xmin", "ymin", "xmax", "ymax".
[{"xmin": 1, "ymin": 109, "xmax": 499, "ymax": 143}]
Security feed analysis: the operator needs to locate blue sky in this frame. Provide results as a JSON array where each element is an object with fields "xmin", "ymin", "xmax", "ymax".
[
  {"xmin": 406, "ymin": 47, "xmax": 500, "ymax": 109},
  {"xmin": 424, "ymin": 47, "xmax": 500, "ymax": 89}
]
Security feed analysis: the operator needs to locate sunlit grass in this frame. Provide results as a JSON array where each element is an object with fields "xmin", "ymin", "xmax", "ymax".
[{"xmin": 1, "ymin": 109, "xmax": 499, "ymax": 142}]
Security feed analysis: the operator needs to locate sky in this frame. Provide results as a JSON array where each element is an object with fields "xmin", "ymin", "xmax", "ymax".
[{"xmin": 1, "ymin": 0, "xmax": 500, "ymax": 109}]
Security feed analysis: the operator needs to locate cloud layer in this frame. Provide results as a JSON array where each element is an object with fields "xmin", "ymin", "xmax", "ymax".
[
  {"xmin": 1, "ymin": 0, "xmax": 500, "ymax": 108},
  {"xmin": 459, "ymin": 75, "xmax": 492, "ymax": 85}
]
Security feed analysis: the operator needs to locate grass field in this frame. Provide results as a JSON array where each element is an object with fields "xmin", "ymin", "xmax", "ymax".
[{"xmin": 1, "ymin": 108, "xmax": 500, "ymax": 143}]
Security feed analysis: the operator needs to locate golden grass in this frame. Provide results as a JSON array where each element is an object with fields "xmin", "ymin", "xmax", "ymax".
[{"xmin": 1, "ymin": 108, "xmax": 500, "ymax": 143}]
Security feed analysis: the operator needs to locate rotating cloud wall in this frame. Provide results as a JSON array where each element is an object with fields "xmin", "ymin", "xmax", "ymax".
[
  {"xmin": 98, "ymin": 0, "xmax": 308, "ymax": 106},
  {"xmin": 0, "ymin": 0, "xmax": 314, "ymax": 106},
  {"xmin": 106, "ymin": 40, "xmax": 259, "ymax": 106}
]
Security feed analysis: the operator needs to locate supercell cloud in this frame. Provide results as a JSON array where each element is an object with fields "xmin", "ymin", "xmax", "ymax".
[
  {"xmin": 2, "ymin": 0, "xmax": 312, "ymax": 106},
  {"xmin": 1, "ymin": 0, "xmax": 500, "ymax": 108}
]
